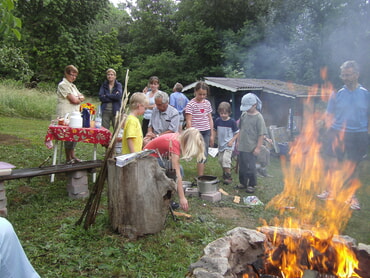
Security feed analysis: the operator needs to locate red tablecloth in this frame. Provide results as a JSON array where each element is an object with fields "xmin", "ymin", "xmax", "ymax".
[{"xmin": 45, "ymin": 125, "xmax": 111, "ymax": 147}]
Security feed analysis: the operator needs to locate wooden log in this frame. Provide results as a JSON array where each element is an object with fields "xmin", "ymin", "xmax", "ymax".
[{"xmin": 107, "ymin": 156, "xmax": 176, "ymax": 239}]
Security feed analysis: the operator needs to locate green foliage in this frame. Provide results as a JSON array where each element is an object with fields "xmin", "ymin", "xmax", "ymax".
[
  {"xmin": 12, "ymin": 0, "xmax": 122, "ymax": 94},
  {"xmin": 0, "ymin": 0, "xmax": 22, "ymax": 40},
  {"xmin": 177, "ymin": 20, "xmax": 224, "ymax": 79},
  {"xmin": 77, "ymin": 29, "xmax": 124, "ymax": 95},
  {"xmin": 0, "ymin": 45, "xmax": 33, "ymax": 81},
  {"xmin": 177, "ymin": 0, "xmax": 265, "ymax": 32},
  {"xmin": 128, "ymin": 51, "xmax": 188, "ymax": 93},
  {"xmin": 1, "ymin": 0, "xmax": 370, "ymax": 92},
  {"xmin": 127, "ymin": 0, "xmax": 178, "ymax": 57}
]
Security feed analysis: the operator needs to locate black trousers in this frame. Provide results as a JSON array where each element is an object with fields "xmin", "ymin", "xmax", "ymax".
[
  {"xmin": 142, "ymin": 118, "xmax": 150, "ymax": 136},
  {"xmin": 238, "ymin": 151, "xmax": 257, "ymax": 187}
]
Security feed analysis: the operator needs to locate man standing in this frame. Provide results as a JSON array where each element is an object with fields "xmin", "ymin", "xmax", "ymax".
[
  {"xmin": 318, "ymin": 60, "xmax": 370, "ymax": 210},
  {"xmin": 144, "ymin": 91, "xmax": 180, "ymax": 144}
]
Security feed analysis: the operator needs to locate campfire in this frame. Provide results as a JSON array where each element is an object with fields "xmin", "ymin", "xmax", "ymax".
[
  {"xmin": 260, "ymin": 71, "xmax": 363, "ymax": 277},
  {"xmin": 187, "ymin": 70, "xmax": 369, "ymax": 278},
  {"xmin": 187, "ymin": 227, "xmax": 370, "ymax": 278}
]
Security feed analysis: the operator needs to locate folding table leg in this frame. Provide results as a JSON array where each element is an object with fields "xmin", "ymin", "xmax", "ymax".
[
  {"xmin": 50, "ymin": 141, "xmax": 58, "ymax": 182},
  {"xmin": 92, "ymin": 144, "xmax": 97, "ymax": 182}
]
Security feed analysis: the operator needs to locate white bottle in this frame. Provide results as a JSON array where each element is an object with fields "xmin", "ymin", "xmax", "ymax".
[{"xmin": 69, "ymin": 111, "xmax": 83, "ymax": 128}]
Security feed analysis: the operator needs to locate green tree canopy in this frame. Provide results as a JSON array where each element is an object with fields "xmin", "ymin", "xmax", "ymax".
[{"xmin": 0, "ymin": 0, "xmax": 22, "ymax": 40}]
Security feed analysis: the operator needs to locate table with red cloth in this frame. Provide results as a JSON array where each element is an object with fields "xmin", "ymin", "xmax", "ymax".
[
  {"xmin": 44, "ymin": 125, "xmax": 112, "ymax": 182},
  {"xmin": 45, "ymin": 125, "xmax": 111, "ymax": 146}
]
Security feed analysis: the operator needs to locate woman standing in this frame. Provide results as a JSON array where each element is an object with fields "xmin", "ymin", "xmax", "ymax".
[
  {"xmin": 56, "ymin": 65, "xmax": 85, "ymax": 163},
  {"xmin": 98, "ymin": 68, "xmax": 123, "ymax": 130},
  {"xmin": 142, "ymin": 76, "xmax": 164, "ymax": 136},
  {"xmin": 185, "ymin": 81, "xmax": 214, "ymax": 176}
]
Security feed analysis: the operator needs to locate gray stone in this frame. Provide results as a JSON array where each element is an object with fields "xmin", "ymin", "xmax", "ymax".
[
  {"xmin": 68, "ymin": 190, "xmax": 89, "ymax": 200},
  {"xmin": 67, "ymin": 183, "xmax": 89, "ymax": 194},
  {"xmin": 188, "ymin": 227, "xmax": 265, "ymax": 278},
  {"xmin": 358, "ymin": 243, "xmax": 370, "ymax": 254}
]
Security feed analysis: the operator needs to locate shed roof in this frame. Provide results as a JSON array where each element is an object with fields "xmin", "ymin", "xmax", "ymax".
[{"xmin": 183, "ymin": 77, "xmax": 318, "ymax": 99}]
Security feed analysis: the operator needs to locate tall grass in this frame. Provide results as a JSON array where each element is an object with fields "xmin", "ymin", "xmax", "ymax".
[{"xmin": 0, "ymin": 80, "xmax": 99, "ymax": 120}]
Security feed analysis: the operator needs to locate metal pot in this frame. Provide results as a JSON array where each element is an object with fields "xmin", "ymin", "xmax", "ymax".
[{"xmin": 197, "ymin": 175, "xmax": 219, "ymax": 194}]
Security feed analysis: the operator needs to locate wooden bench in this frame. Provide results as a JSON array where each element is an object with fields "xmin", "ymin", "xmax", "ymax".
[
  {"xmin": 0, "ymin": 160, "xmax": 103, "ymax": 216},
  {"xmin": 0, "ymin": 160, "xmax": 103, "ymax": 181}
]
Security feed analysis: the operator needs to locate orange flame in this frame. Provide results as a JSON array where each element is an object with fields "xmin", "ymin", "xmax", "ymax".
[{"xmin": 263, "ymin": 74, "xmax": 361, "ymax": 277}]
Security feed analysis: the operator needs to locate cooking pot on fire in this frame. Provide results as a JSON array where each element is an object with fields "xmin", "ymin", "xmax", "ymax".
[{"xmin": 196, "ymin": 175, "xmax": 219, "ymax": 194}]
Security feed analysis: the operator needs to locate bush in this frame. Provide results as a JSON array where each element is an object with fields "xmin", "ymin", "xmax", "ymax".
[{"xmin": 0, "ymin": 46, "xmax": 33, "ymax": 81}]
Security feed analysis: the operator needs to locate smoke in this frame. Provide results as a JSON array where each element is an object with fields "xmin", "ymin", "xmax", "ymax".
[{"xmin": 225, "ymin": 1, "xmax": 370, "ymax": 89}]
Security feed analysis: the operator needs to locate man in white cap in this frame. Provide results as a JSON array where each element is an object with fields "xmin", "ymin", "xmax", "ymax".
[{"xmin": 236, "ymin": 93, "xmax": 267, "ymax": 193}]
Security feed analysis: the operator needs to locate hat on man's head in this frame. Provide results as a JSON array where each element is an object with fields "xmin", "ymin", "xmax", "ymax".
[{"xmin": 240, "ymin": 93, "xmax": 262, "ymax": 112}]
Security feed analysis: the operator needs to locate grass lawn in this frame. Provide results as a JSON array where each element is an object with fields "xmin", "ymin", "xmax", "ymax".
[{"xmin": 0, "ymin": 116, "xmax": 369, "ymax": 277}]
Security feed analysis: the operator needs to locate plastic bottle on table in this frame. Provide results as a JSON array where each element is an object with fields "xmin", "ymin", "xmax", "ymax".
[{"xmin": 95, "ymin": 105, "xmax": 102, "ymax": 129}]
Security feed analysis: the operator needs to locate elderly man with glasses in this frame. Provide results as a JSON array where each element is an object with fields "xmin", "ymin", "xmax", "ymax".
[{"xmin": 144, "ymin": 91, "xmax": 180, "ymax": 145}]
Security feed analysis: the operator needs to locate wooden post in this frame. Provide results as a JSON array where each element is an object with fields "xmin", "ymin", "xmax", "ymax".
[{"xmin": 107, "ymin": 156, "xmax": 176, "ymax": 239}]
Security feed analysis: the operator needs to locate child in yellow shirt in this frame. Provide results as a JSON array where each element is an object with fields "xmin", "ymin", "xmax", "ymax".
[{"xmin": 121, "ymin": 93, "xmax": 148, "ymax": 154}]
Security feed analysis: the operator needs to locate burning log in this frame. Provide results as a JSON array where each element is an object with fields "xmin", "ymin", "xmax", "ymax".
[{"xmin": 188, "ymin": 227, "xmax": 370, "ymax": 278}]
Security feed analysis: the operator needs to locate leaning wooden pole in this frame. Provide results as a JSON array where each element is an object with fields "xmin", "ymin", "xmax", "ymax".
[{"xmin": 76, "ymin": 69, "xmax": 130, "ymax": 229}]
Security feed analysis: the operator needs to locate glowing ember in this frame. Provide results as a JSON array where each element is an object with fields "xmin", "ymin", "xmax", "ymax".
[{"xmin": 259, "ymin": 70, "xmax": 362, "ymax": 278}]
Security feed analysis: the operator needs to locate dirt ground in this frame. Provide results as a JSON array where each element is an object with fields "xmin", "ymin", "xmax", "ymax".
[
  {"xmin": 0, "ymin": 133, "xmax": 30, "ymax": 145},
  {"xmin": 210, "ymin": 206, "xmax": 258, "ymax": 228}
]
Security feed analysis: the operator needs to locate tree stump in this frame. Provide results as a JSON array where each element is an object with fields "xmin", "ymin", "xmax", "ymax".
[{"xmin": 107, "ymin": 156, "xmax": 176, "ymax": 239}]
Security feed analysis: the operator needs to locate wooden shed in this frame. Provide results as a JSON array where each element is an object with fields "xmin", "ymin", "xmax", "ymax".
[{"xmin": 183, "ymin": 77, "xmax": 328, "ymax": 138}]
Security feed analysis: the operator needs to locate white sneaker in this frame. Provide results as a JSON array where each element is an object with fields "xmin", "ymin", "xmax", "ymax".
[
  {"xmin": 346, "ymin": 196, "xmax": 360, "ymax": 210},
  {"xmin": 317, "ymin": 191, "xmax": 333, "ymax": 200}
]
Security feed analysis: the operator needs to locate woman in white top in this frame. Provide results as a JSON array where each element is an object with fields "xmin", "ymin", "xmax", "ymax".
[
  {"xmin": 56, "ymin": 65, "xmax": 85, "ymax": 163},
  {"xmin": 142, "ymin": 76, "xmax": 165, "ymax": 135}
]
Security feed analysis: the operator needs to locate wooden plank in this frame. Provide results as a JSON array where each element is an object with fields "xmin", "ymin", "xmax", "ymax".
[{"xmin": 0, "ymin": 160, "xmax": 103, "ymax": 181}]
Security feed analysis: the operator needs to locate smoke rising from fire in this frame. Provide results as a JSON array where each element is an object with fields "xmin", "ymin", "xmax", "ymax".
[{"xmin": 225, "ymin": 1, "xmax": 370, "ymax": 90}]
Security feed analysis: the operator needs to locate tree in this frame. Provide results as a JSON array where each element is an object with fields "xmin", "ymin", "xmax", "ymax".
[
  {"xmin": 0, "ymin": 46, "xmax": 33, "ymax": 81},
  {"xmin": 124, "ymin": 0, "xmax": 178, "ymax": 61},
  {"xmin": 12, "ymin": 0, "xmax": 123, "ymax": 93},
  {"xmin": 0, "ymin": 0, "xmax": 22, "ymax": 40}
]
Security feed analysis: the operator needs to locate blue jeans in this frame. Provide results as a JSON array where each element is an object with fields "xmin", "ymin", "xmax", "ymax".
[{"xmin": 200, "ymin": 129, "xmax": 211, "ymax": 163}]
